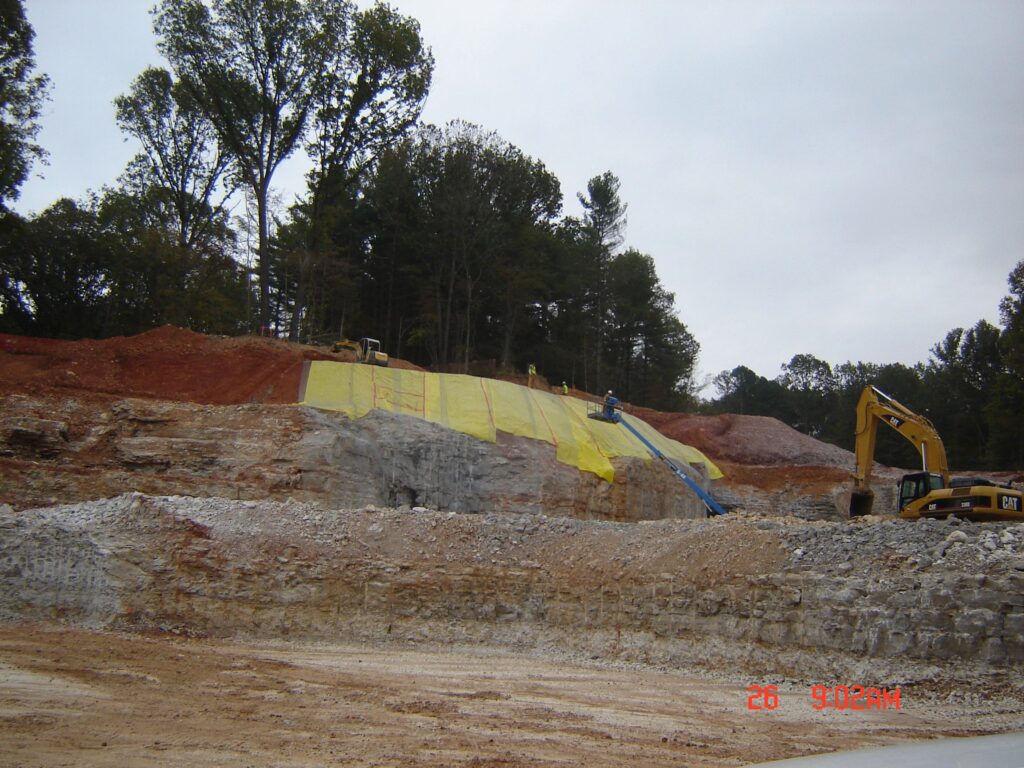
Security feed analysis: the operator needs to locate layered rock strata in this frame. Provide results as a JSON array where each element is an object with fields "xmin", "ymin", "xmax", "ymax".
[
  {"xmin": 2, "ymin": 495, "xmax": 1020, "ymax": 689},
  {"xmin": 0, "ymin": 394, "xmax": 709, "ymax": 520}
]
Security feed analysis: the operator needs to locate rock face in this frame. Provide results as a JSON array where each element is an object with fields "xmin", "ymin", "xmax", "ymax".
[
  {"xmin": 0, "ymin": 394, "xmax": 708, "ymax": 520},
  {"xmin": 714, "ymin": 466, "xmax": 905, "ymax": 521},
  {"xmin": 4, "ymin": 328, "xmax": 1020, "ymax": 697},
  {"xmin": 2, "ymin": 495, "xmax": 1022, "ymax": 686},
  {"xmin": 0, "ymin": 327, "xmax": 922, "ymax": 523}
]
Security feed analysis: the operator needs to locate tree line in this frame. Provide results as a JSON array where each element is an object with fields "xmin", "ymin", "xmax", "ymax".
[
  {"xmin": 706, "ymin": 260, "xmax": 1024, "ymax": 471},
  {"xmin": 0, "ymin": 0, "xmax": 699, "ymax": 410}
]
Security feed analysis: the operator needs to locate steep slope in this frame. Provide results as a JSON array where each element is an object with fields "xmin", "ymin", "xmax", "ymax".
[{"xmin": 0, "ymin": 326, "xmax": 893, "ymax": 520}]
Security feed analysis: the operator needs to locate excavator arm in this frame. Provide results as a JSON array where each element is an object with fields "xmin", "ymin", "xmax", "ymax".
[{"xmin": 850, "ymin": 386, "xmax": 950, "ymax": 516}]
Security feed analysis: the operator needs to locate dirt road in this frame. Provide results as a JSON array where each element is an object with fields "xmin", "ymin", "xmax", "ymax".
[{"xmin": 1, "ymin": 623, "xmax": 1013, "ymax": 768}]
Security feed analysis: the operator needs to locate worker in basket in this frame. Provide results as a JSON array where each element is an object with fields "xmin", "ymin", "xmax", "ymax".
[{"xmin": 602, "ymin": 390, "xmax": 620, "ymax": 420}]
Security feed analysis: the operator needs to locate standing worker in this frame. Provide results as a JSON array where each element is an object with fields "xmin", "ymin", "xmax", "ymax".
[
  {"xmin": 603, "ymin": 390, "xmax": 620, "ymax": 419},
  {"xmin": 562, "ymin": 381, "xmax": 569, "ymax": 396},
  {"xmin": 528, "ymin": 362, "xmax": 537, "ymax": 388}
]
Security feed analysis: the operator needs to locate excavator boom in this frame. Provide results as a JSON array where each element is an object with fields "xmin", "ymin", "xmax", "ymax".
[
  {"xmin": 853, "ymin": 387, "xmax": 949, "ymax": 482},
  {"xmin": 851, "ymin": 386, "xmax": 949, "ymax": 516}
]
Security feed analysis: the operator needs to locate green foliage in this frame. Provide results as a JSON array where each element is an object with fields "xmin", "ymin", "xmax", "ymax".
[
  {"xmin": 258, "ymin": 121, "xmax": 698, "ymax": 408},
  {"xmin": 364, "ymin": 121, "xmax": 562, "ymax": 367},
  {"xmin": 710, "ymin": 366, "xmax": 793, "ymax": 420},
  {"xmin": 919, "ymin": 320, "xmax": 1002, "ymax": 468},
  {"xmin": 777, "ymin": 353, "xmax": 836, "ymax": 437},
  {"xmin": 306, "ymin": 1, "xmax": 433, "ymax": 195},
  {"xmin": 153, "ymin": 0, "xmax": 352, "ymax": 327},
  {"xmin": 605, "ymin": 249, "xmax": 699, "ymax": 409},
  {"xmin": 114, "ymin": 66, "xmax": 234, "ymax": 249},
  {"xmin": 97, "ymin": 187, "xmax": 249, "ymax": 335},
  {"xmin": 0, "ymin": 0, "xmax": 49, "ymax": 209},
  {"xmin": 705, "ymin": 262, "xmax": 1024, "ymax": 471},
  {"xmin": 151, "ymin": 0, "xmax": 432, "ymax": 336},
  {"xmin": 291, "ymin": 1, "xmax": 432, "ymax": 342},
  {"xmin": 0, "ymin": 199, "xmax": 111, "ymax": 337},
  {"xmin": 986, "ymin": 261, "xmax": 1024, "ymax": 468},
  {"xmin": 0, "ymin": 193, "xmax": 249, "ymax": 338},
  {"xmin": 578, "ymin": 170, "xmax": 627, "ymax": 252}
]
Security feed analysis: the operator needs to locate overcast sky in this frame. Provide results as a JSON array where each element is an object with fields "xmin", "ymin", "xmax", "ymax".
[{"xmin": 16, "ymin": 0, "xmax": 1024, "ymax": 390}]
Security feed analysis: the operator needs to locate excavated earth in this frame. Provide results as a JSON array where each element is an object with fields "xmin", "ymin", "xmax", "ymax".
[{"xmin": 1, "ymin": 328, "xmax": 1022, "ymax": 767}]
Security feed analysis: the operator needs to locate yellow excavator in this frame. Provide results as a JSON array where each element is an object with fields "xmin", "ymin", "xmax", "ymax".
[
  {"xmin": 331, "ymin": 337, "xmax": 389, "ymax": 367},
  {"xmin": 850, "ymin": 385, "xmax": 1023, "ymax": 521}
]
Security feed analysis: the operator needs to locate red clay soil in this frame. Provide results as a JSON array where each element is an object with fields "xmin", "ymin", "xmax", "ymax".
[
  {"xmin": 717, "ymin": 462, "xmax": 851, "ymax": 493},
  {"xmin": 632, "ymin": 407, "xmax": 853, "ymax": 469},
  {"xmin": 0, "ymin": 326, "xmax": 422, "ymax": 406},
  {"xmin": 0, "ymin": 327, "xmax": 850, "ymax": 474}
]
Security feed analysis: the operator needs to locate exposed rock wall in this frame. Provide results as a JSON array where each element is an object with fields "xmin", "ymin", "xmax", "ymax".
[
  {"xmin": 717, "ymin": 474, "xmax": 904, "ymax": 521},
  {"xmin": 0, "ymin": 394, "xmax": 708, "ymax": 520},
  {"xmin": 2, "ymin": 496, "xmax": 1021, "ymax": 685}
]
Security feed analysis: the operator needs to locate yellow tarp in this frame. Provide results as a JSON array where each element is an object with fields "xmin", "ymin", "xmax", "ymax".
[{"xmin": 300, "ymin": 361, "xmax": 722, "ymax": 483}]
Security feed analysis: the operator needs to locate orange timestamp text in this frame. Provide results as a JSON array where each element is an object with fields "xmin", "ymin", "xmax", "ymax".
[{"xmin": 747, "ymin": 684, "xmax": 901, "ymax": 711}]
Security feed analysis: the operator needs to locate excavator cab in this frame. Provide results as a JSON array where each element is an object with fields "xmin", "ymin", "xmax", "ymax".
[
  {"xmin": 898, "ymin": 472, "xmax": 944, "ymax": 512},
  {"xmin": 358, "ymin": 338, "xmax": 389, "ymax": 367},
  {"xmin": 331, "ymin": 337, "xmax": 389, "ymax": 367}
]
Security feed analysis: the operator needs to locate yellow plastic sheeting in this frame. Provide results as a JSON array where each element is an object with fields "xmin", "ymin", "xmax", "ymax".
[{"xmin": 300, "ymin": 361, "xmax": 722, "ymax": 483}]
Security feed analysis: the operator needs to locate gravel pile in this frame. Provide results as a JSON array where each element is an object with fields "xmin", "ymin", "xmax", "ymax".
[
  {"xmin": 17, "ymin": 494, "xmax": 1024, "ymax": 579},
  {"xmin": 776, "ymin": 515, "xmax": 1024, "ymax": 574}
]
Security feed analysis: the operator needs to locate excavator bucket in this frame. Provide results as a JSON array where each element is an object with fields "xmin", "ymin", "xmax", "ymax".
[{"xmin": 849, "ymin": 488, "xmax": 874, "ymax": 517}]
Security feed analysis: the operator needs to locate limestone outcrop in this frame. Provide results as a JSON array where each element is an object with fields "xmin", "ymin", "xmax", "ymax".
[
  {"xmin": 0, "ymin": 394, "xmax": 708, "ymax": 520},
  {"xmin": 2, "ymin": 495, "xmax": 1021, "ymax": 690}
]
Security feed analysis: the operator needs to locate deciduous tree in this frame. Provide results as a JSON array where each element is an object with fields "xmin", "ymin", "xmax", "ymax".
[
  {"xmin": 289, "ymin": 1, "xmax": 432, "ymax": 341},
  {"xmin": 0, "ymin": 0, "xmax": 49, "ymax": 209},
  {"xmin": 0, "ymin": 198, "xmax": 110, "ymax": 337},
  {"xmin": 114, "ymin": 67, "xmax": 234, "ymax": 250},
  {"xmin": 154, "ymin": 0, "xmax": 348, "ymax": 329}
]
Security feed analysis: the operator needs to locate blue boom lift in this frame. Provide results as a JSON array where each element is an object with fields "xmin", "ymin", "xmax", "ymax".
[{"xmin": 588, "ymin": 395, "xmax": 726, "ymax": 517}]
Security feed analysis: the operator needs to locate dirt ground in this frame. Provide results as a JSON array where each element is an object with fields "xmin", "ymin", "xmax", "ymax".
[
  {"xmin": 0, "ymin": 327, "xmax": 423, "ymax": 407},
  {"xmin": 0, "ymin": 623, "xmax": 1009, "ymax": 768},
  {"xmin": 3, "ymin": 329, "xmax": 1019, "ymax": 766}
]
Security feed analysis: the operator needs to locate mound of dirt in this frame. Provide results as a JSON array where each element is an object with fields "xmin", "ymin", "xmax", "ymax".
[
  {"xmin": 0, "ymin": 326, "xmax": 421, "ymax": 405},
  {"xmin": 635, "ymin": 409, "xmax": 853, "ymax": 469}
]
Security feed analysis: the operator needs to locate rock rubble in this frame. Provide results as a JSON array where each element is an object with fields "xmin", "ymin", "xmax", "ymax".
[{"xmin": 2, "ymin": 495, "xmax": 1020, "ymax": 695}]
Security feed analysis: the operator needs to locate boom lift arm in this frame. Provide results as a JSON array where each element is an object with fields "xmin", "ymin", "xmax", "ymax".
[
  {"xmin": 850, "ymin": 386, "xmax": 950, "ymax": 516},
  {"xmin": 588, "ymin": 404, "xmax": 726, "ymax": 517}
]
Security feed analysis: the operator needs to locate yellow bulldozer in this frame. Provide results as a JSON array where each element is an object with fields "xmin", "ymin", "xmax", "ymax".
[
  {"xmin": 332, "ymin": 337, "xmax": 389, "ymax": 367},
  {"xmin": 850, "ymin": 385, "xmax": 1023, "ymax": 521}
]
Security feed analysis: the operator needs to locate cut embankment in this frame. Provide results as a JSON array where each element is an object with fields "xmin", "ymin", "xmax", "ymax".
[
  {"xmin": 3, "ymin": 495, "xmax": 1021, "ymax": 692},
  {"xmin": 300, "ymin": 361, "xmax": 720, "ymax": 484}
]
